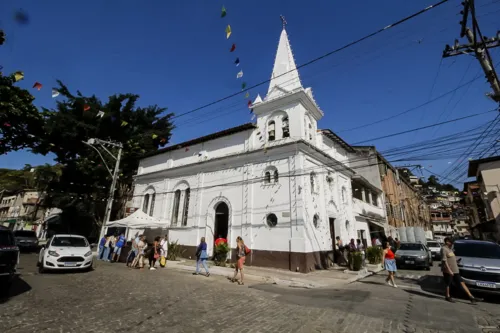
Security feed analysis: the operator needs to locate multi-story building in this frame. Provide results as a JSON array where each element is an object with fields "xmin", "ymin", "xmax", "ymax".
[
  {"xmin": 350, "ymin": 146, "xmax": 432, "ymax": 239},
  {"xmin": 430, "ymin": 209, "xmax": 453, "ymax": 241},
  {"xmin": 466, "ymin": 156, "xmax": 500, "ymax": 241},
  {"xmin": 0, "ymin": 190, "xmax": 45, "ymax": 230}
]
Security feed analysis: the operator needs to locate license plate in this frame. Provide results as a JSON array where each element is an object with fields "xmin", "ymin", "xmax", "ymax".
[
  {"xmin": 476, "ymin": 281, "xmax": 497, "ymax": 289},
  {"xmin": 405, "ymin": 260, "xmax": 414, "ymax": 264},
  {"xmin": 64, "ymin": 263, "xmax": 77, "ymax": 267}
]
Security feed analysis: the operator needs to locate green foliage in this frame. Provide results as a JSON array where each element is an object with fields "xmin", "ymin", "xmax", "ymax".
[
  {"xmin": 0, "ymin": 73, "xmax": 44, "ymax": 155},
  {"xmin": 214, "ymin": 242, "xmax": 230, "ymax": 266},
  {"xmin": 167, "ymin": 240, "xmax": 186, "ymax": 261},
  {"xmin": 366, "ymin": 246, "xmax": 383, "ymax": 265},
  {"xmin": 348, "ymin": 251, "xmax": 363, "ymax": 271}
]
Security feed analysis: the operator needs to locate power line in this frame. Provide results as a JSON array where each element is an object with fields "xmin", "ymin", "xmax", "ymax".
[{"xmin": 169, "ymin": 0, "xmax": 451, "ymax": 121}]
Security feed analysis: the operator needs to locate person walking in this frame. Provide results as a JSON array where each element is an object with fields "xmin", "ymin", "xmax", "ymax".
[
  {"xmin": 148, "ymin": 236, "xmax": 161, "ymax": 271},
  {"xmin": 132, "ymin": 235, "xmax": 147, "ymax": 269},
  {"xmin": 441, "ymin": 237, "xmax": 481, "ymax": 304},
  {"xmin": 126, "ymin": 234, "xmax": 140, "ymax": 267},
  {"xmin": 159, "ymin": 235, "xmax": 169, "ymax": 268},
  {"xmin": 383, "ymin": 241, "xmax": 397, "ymax": 288},
  {"xmin": 231, "ymin": 236, "xmax": 248, "ymax": 285},
  {"xmin": 193, "ymin": 237, "xmax": 210, "ymax": 277}
]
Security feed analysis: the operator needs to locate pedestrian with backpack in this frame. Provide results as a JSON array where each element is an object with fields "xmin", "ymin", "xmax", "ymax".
[{"xmin": 231, "ymin": 236, "xmax": 250, "ymax": 285}]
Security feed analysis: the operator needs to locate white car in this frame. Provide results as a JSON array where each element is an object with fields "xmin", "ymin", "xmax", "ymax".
[
  {"xmin": 427, "ymin": 240, "xmax": 442, "ymax": 261},
  {"xmin": 37, "ymin": 234, "xmax": 94, "ymax": 273}
]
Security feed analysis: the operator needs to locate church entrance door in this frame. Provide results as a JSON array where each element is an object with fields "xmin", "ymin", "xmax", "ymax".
[{"xmin": 214, "ymin": 202, "xmax": 229, "ymax": 243}]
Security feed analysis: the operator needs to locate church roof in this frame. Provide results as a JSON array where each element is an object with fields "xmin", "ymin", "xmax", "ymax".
[
  {"xmin": 267, "ymin": 28, "xmax": 302, "ymax": 98},
  {"xmin": 145, "ymin": 123, "xmax": 256, "ymax": 158},
  {"xmin": 319, "ymin": 129, "xmax": 355, "ymax": 152}
]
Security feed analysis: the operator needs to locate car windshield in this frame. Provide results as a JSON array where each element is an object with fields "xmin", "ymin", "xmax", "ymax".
[
  {"xmin": 14, "ymin": 230, "xmax": 37, "ymax": 238},
  {"xmin": 399, "ymin": 243, "xmax": 424, "ymax": 251},
  {"xmin": 454, "ymin": 242, "xmax": 500, "ymax": 259},
  {"xmin": 0, "ymin": 230, "xmax": 15, "ymax": 246},
  {"xmin": 52, "ymin": 237, "xmax": 88, "ymax": 247},
  {"xmin": 427, "ymin": 242, "xmax": 440, "ymax": 247}
]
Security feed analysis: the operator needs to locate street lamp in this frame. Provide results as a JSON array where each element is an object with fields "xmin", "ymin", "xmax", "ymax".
[{"xmin": 83, "ymin": 138, "xmax": 123, "ymax": 244}]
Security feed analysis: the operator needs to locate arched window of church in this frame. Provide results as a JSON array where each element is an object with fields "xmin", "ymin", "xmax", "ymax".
[
  {"xmin": 149, "ymin": 193, "xmax": 156, "ymax": 216},
  {"xmin": 268, "ymin": 120, "xmax": 276, "ymax": 141},
  {"xmin": 264, "ymin": 171, "xmax": 271, "ymax": 184},
  {"xmin": 273, "ymin": 170, "xmax": 279, "ymax": 183},
  {"xmin": 171, "ymin": 190, "xmax": 181, "ymax": 226},
  {"xmin": 309, "ymin": 123, "xmax": 313, "ymax": 140},
  {"xmin": 142, "ymin": 194, "xmax": 150, "ymax": 213},
  {"xmin": 282, "ymin": 116, "xmax": 290, "ymax": 138},
  {"xmin": 181, "ymin": 188, "xmax": 190, "ymax": 226}
]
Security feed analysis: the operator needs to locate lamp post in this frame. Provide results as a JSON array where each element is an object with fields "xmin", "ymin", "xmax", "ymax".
[{"xmin": 83, "ymin": 138, "xmax": 123, "ymax": 244}]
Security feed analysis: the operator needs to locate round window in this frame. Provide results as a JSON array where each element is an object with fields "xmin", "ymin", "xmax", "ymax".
[
  {"xmin": 266, "ymin": 213, "xmax": 278, "ymax": 227},
  {"xmin": 313, "ymin": 214, "xmax": 320, "ymax": 228}
]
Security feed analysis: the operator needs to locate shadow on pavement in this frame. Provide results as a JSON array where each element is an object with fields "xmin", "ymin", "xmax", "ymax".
[{"xmin": 0, "ymin": 276, "xmax": 32, "ymax": 304}]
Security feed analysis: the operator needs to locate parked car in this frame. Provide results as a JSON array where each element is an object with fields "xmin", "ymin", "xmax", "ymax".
[
  {"xmin": 426, "ymin": 240, "xmax": 442, "ymax": 261},
  {"xmin": 454, "ymin": 239, "xmax": 500, "ymax": 295},
  {"xmin": 37, "ymin": 234, "xmax": 94, "ymax": 273},
  {"xmin": 395, "ymin": 242, "xmax": 432, "ymax": 270},
  {"xmin": 0, "ymin": 226, "xmax": 20, "ymax": 294},
  {"xmin": 13, "ymin": 230, "xmax": 39, "ymax": 252}
]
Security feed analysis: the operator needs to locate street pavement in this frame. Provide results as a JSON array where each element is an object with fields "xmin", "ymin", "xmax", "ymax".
[{"xmin": 0, "ymin": 254, "xmax": 499, "ymax": 333}]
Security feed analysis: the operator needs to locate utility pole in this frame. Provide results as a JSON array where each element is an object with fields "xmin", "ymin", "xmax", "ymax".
[
  {"xmin": 83, "ymin": 138, "xmax": 123, "ymax": 245},
  {"xmin": 442, "ymin": 0, "xmax": 500, "ymax": 103}
]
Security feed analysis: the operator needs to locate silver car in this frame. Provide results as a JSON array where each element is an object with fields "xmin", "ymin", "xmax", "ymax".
[
  {"xmin": 395, "ymin": 242, "xmax": 432, "ymax": 270},
  {"xmin": 454, "ymin": 240, "xmax": 500, "ymax": 295}
]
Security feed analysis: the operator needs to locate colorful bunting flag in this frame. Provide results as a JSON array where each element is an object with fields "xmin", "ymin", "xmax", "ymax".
[
  {"xmin": 152, "ymin": 134, "xmax": 158, "ymax": 139},
  {"xmin": 160, "ymin": 138, "xmax": 166, "ymax": 143},
  {"xmin": 121, "ymin": 120, "xmax": 128, "ymax": 127},
  {"xmin": 185, "ymin": 147, "xmax": 190, "ymax": 152},
  {"xmin": 96, "ymin": 110, "xmax": 105, "ymax": 118},
  {"xmin": 14, "ymin": 10, "xmax": 29, "ymax": 25},
  {"xmin": 251, "ymin": 114, "xmax": 256, "ymax": 121},
  {"xmin": 49, "ymin": 143, "xmax": 55, "ymax": 147},
  {"xmin": 230, "ymin": 44, "xmax": 236, "ymax": 52},
  {"xmin": 237, "ymin": 70, "xmax": 243, "ymax": 79},
  {"xmin": 0, "ymin": 30, "xmax": 6, "ymax": 45},
  {"xmin": 226, "ymin": 25, "xmax": 232, "ymax": 39},
  {"xmin": 33, "ymin": 82, "xmax": 42, "ymax": 90},
  {"xmin": 52, "ymin": 89, "xmax": 60, "ymax": 98},
  {"xmin": 83, "ymin": 104, "xmax": 90, "ymax": 111},
  {"xmin": 247, "ymin": 100, "xmax": 252, "ymax": 108},
  {"xmin": 234, "ymin": 58, "xmax": 240, "ymax": 66},
  {"xmin": 241, "ymin": 82, "xmax": 247, "ymax": 90},
  {"xmin": 245, "ymin": 92, "xmax": 249, "ymax": 98},
  {"xmin": 221, "ymin": 5, "xmax": 227, "ymax": 18},
  {"xmin": 14, "ymin": 71, "xmax": 24, "ymax": 82},
  {"xmin": 3, "ymin": 122, "xmax": 11, "ymax": 127}
]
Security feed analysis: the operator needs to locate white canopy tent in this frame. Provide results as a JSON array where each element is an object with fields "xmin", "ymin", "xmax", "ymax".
[{"xmin": 105, "ymin": 210, "xmax": 166, "ymax": 229}]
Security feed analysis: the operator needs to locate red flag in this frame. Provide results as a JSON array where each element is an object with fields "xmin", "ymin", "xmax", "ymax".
[
  {"xmin": 84, "ymin": 104, "xmax": 90, "ymax": 111},
  {"xmin": 247, "ymin": 100, "xmax": 252, "ymax": 108},
  {"xmin": 3, "ymin": 122, "xmax": 11, "ymax": 127},
  {"xmin": 33, "ymin": 82, "xmax": 42, "ymax": 90},
  {"xmin": 160, "ymin": 138, "xmax": 166, "ymax": 143},
  {"xmin": 230, "ymin": 44, "xmax": 236, "ymax": 52}
]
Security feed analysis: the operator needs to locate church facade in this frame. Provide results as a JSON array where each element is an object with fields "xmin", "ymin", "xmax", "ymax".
[{"xmin": 132, "ymin": 27, "xmax": 387, "ymax": 273}]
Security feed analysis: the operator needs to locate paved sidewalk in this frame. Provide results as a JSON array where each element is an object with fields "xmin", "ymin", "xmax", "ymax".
[{"xmin": 165, "ymin": 259, "xmax": 383, "ymax": 288}]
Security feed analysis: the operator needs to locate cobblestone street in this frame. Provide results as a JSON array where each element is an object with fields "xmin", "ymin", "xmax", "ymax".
[{"xmin": 1, "ymin": 254, "xmax": 499, "ymax": 333}]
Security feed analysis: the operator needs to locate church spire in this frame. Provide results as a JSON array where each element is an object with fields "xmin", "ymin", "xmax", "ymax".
[{"xmin": 267, "ymin": 16, "xmax": 302, "ymax": 98}]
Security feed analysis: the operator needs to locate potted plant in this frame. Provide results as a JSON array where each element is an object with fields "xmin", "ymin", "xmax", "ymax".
[
  {"xmin": 167, "ymin": 240, "xmax": 186, "ymax": 261},
  {"xmin": 366, "ymin": 246, "xmax": 383, "ymax": 265},
  {"xmin": 214, "ymin": 242, "xmax": 230, "ymax": 267},
  {"xmin": 348, "ymin": 251, "xmax": 363, "ymax": 271}
]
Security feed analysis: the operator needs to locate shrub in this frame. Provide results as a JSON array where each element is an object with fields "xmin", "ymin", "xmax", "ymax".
[
  {"xmin": 214, "ymin": 242, "xmax": 230, "ymax": 267},
  {"xmin": 348, "ymin": 251, "xmax": 363, "ymax": 271},
  {"xmin": 366, "ymin": 246, "xmax": 383, "ymax": 264},
  {"xmin": 167, "ymin": 240, "xmax": 186, "ymax": 261}
]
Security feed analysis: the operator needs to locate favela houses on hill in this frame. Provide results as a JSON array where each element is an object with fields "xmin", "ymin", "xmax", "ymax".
[{"xmin": 127, "ymin": 26, "xmax": 423, "ymax": 273}]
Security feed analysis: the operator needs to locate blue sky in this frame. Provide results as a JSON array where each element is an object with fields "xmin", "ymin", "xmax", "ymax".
[{"xmin": 1, "ymin": 0, "xmax": 499, "ymax": 185}]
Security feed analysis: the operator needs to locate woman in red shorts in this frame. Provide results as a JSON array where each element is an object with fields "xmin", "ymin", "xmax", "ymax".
[{"xmin": 231, "ymin": 236, "xmax": 246, "ymax": 285}]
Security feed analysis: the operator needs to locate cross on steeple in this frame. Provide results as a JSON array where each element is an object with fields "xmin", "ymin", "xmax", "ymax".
[{"xmin": 280, "ymin": 15, "xmax": 287, "ymax": 29}]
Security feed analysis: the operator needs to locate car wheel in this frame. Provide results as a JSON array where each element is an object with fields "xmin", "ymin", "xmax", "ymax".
[{"xmin": 38, "ymin": 262, "xmax": 45, "ymax": 274}]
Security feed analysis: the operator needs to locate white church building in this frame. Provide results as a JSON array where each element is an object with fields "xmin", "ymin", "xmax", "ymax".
[{"xmin": 132, "ymin": 26, "xmax": 387, "ymax": 273}]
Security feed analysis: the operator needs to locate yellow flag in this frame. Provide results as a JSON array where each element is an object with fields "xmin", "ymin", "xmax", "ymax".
[
  {"xmin": 226, "ymin": 25, "xmax": 232, "ymax": 39},
  {"xmin": 152, "ymin": 134, "xmax": 158, "ymax": 139},
  {"xmin": 14, "ymin": 71, "xmax": 24, "ymax": 82},
  {"xmin": 121, "ymin": 120, "xmax": 128, "ymax": 127}
]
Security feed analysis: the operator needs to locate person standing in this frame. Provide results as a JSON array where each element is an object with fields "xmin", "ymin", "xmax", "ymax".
[
  {"xmin": 441, "ymin": 237, "xmax": 481, "ymax": 304},
  {"xmin": 383, "ymin": 241, "xmax": 397, "ymax": 288},
  {"xmin": 112, "ymin": 233, "xmax": 126, "ymax": 262},
  {"xmin": 148, "ymin": 236, "xmax": 161, "ymax": 271},
  {"xmin": 126, "ymin": 234, "xmax": 140, "ymax": 267},
  {"xmin": 356, "ymin": 239, "xmax": 365, "ymax": 267},
  {"xmin": 193, "ymin": 237, "xmax": 210, "ymax": 276},
  {"xmin": 98, "ymin": 235, "xmax": 107, "ymax": 260},
  {"xmin": 231, "ymin": 236, "xmax": 248, "ymax": 285},
  {"xmin": 132, "ymin": 235, "xmax": 147, "ymax": 269},
  {"xmin": 160, "ymin": 235, "xmax": 169, "ymax": 268},
  {"xmin": 102, "ymin": 235, "xmax": 112, "ymax": 262}
]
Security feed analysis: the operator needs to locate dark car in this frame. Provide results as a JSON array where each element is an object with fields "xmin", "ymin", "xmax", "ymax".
[
  {"xmin": 454, "ymin": 240, "xmax": 500, "ymax": 295},
  {"xmin": 0, "ymin": 226, "xmax": 20, "ymax": 294},
  {"xmin": 14, "ymin": 230, "xmax": 39, "ymax": 252}
]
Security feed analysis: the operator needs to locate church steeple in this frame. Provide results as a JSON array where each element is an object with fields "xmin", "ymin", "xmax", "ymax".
[{"xmin": 266, "ymin": 17, "xmax": 302, "ymax": 99}]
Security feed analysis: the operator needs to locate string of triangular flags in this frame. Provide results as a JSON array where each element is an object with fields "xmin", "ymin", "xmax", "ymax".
[{"xmin": 220, "ymin": 5, "xmax": 254, "ymax": 118}]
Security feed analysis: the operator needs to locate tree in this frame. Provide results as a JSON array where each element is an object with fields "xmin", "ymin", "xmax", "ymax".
[
  {"xmin": 427, "ymin": 175, "xmax": 440, "ymax": 187},
  {"xmin": 32, "ymin": 81, "xmax": 174, "ymax": 235},
  {"xmin": 0, "ymin": 73, "xmax": 44, "ymax": 155}
]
